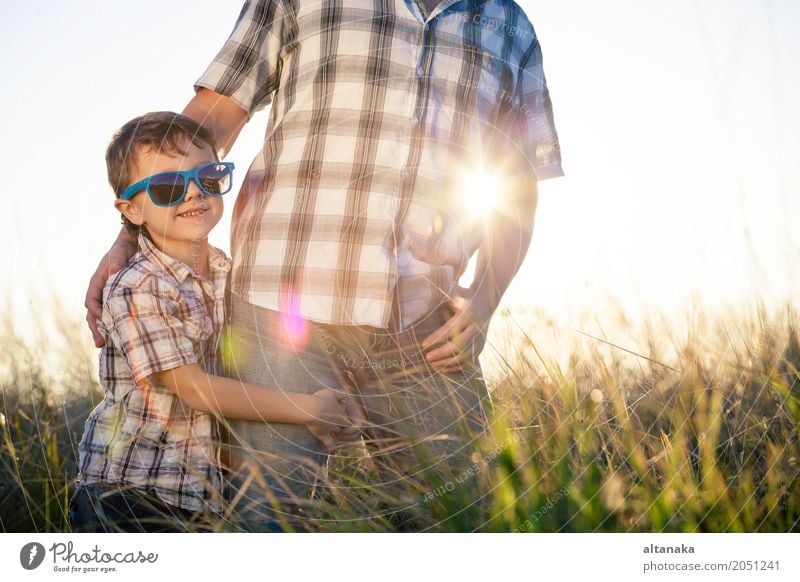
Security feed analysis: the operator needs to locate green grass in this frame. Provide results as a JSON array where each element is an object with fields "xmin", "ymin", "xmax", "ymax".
[{"xmin": 1, "ymin": 294, "xmax": 798, "ymax": 532}]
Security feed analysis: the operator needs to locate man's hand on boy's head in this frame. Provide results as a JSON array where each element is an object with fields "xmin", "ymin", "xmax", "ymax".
[{"xmin": 85, "ymin": 238, "xmax": 137, "ymax": 347}]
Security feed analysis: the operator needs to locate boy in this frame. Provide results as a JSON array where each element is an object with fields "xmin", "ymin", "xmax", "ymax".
[{"xmin": 70, "ymin": 112, "xmax": 360, "ymax": 532}]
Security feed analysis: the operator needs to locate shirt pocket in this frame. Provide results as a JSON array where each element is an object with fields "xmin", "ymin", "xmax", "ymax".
[
  {"xmin": 295, "ymin": 2, "xmax": 384, "ymax": 82},
  {"xmin": 468, "ymin": 45, "xmax": 516, "ymax": 130},
  {"xmin": 180, "ymin": 303, "xmax": 213, "ymax": 344},
  {"xmin": 472, "ymin": 46, "xmax": 510, "ymax": 100},
  {"xmin": 431, "ymin": 43, "xmax": 513, "ymax": 145}
]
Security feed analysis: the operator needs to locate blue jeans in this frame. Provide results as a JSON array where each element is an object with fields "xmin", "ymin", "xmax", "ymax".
[
  {"xmin": 68, "ymin": 483, "xmax": 213, "ymax": 533},
  {"xmin": 221, "ymin": 291, "xmax": 492, "ymax": 531}
]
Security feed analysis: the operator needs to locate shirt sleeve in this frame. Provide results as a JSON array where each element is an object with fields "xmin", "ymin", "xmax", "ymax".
[
  {"xmin": 102, "ymin": 287, "xmax": 197, "ymax": 386},
  {"xmin": 508, "ymin": 34, "xmax": 564, "ymax": 182},
  {"xmin": 194, "ymin": 0, "xmax": 287, "ymax": 119}
]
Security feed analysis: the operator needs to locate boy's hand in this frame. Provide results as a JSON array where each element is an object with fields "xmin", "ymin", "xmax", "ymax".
[
  {"xmin": 85, "ymin": 239, "xmax": 137, "ymax": 347},
  {"xmin": 307, "ymin": 388, "xmax": 367, "ymax": 452}
]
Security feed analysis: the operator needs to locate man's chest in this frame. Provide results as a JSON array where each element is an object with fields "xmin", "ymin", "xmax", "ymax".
[
  {"xmin": 288, "ymin": 1, "xmax": 520, "ymax": 114},
  {"xmin": 419, "ymin": 0, "xmax": 439, "ymax": 17}
]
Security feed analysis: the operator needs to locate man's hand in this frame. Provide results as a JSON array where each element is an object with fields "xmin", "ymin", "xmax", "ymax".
[
  {"xmin": 420, "ymin": 175, "xmax": 538, "ymax": 373},
  {"xmin": 84, "ymin": 239, "xmax": 136, "ymax": 347},
  {"xmin": 421, "ymin": 285, "xmax": 493, "ymax": 373}
]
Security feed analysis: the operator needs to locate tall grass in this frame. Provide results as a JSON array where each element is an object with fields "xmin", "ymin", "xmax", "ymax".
[
  {"xmin": 0, "ymin": 294, "xmax": 102, "ymax": 532},
  {"xmin": 1, "ymin": 293, "xmax": 798, "ymax": 532}
]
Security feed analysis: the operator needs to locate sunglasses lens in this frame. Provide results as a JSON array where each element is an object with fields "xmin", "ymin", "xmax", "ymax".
[
  {"xmin": 197, "ymin": 164, "xmax": 233, "ymax": 195},
  {"xmin": 148, "ymin": 173, "xmax": 187, "ymax": 205}
]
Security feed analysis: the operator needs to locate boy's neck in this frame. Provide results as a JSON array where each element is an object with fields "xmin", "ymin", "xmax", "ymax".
[{"xmin": 149, "ymin": 235, "xmax": 210, "ymax": 278}]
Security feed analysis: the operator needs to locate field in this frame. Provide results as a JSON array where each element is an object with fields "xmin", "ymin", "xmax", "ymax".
[{"xmin": 1, "ymin": 294, "xmax": 798, "ymax": 532}]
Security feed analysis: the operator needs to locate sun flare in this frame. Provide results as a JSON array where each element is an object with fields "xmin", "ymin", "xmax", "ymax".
[{"xmin": 458, "ymin": 168, "xmax": 503, "ymax": 219}]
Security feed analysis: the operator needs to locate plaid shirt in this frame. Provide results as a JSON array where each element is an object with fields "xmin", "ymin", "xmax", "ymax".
[
  {"xmin": 77, "ymin": 234, "xmax": 231, "ymax": 513},
  {"xmin": 196, "ymin": 0, "xmax": 563, "ymax": 329}
]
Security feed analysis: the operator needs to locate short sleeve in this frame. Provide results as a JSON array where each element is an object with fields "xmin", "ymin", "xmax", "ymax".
[
  {"xmin": 102, "ymin": 288, "xmax": 197, "ymax": 385},
  {"xmin": 508, "ymin": 35, "xmax": 564, "ymax": 182},
  {"xmin": 194, "ymin": 0, "xmax": 287, "ymax": 118}
]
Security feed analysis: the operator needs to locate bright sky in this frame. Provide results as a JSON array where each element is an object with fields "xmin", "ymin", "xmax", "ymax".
[{"xmin": 1, "ymin": 0, "xmax": 799, "ymax": 348}]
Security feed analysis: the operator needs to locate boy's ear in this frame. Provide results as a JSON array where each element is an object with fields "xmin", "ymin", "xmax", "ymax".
[{"xmin": 114, "ymin": 197, "xmax": 144, "ymax": 226}]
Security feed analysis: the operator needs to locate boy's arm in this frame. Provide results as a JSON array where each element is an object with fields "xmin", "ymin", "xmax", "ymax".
[
  {"xmin": 154, "ymin": 364, "xmax": 318, "ymax": 423},
  {"xmin": 152, "ymin": 364, "xmax": 358, "ymax": 449}
]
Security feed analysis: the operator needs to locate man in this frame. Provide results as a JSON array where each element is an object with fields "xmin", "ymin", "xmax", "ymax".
[{"xmin": 85, "ymin": 0, "xmax": 563, "ymax": 531}]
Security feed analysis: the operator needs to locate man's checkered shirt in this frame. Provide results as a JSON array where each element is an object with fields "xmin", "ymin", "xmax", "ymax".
[{"xmin": 196, "ymin": 0, "xmax": 563, "ymax": 329}]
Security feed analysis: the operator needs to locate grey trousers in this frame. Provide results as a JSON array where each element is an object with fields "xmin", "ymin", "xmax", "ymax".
[{"xmin": 220, "ymin": 291, "xmax": 491, "ymax": 531}]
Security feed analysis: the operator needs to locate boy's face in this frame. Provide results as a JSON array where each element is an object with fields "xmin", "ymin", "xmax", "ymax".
[{"xmin": 115, "ymin": 138, "xmax": 224, "ymax": 245}]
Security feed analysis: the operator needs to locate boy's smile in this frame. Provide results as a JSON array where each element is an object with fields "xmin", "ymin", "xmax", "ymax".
[{"xmin": 115, "ymin": 138, "xmax": 225, "ymax": 275}]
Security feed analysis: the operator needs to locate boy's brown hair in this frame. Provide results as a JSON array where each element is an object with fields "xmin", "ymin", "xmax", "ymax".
[{"xmin": 106, "ymin": 112, "xmax": 218, "ymax": 240}]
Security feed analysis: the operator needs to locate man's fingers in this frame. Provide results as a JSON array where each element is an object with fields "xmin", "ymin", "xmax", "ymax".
[
  {"xmin": 434, "ymin": 347, "xmax": 471, "ymax": 367},
  {"xmin": 420, "ymin": 309, "xmax": 462, "ymax": 350},
  {"xmin": 427, "ymin": 329, "xmax": 484, "ymax": 371},
  {"xmin": 85, "ymin": 254, "xmax": 114, "ymax": 346},
  {"xmin": 426, "ymin": 340, "xmax": 458, "ymax": 363},
  {"xmin": 422, "ymin": 318, "xmax": 468, "ymax": 359},
  {"xmin": 85, "ymin": 273, "xmax": 106, "ymax": 314},
  {"xmin": 87, "ymin": 302, "xmax": 102, "ymax": 322},
  {"xmin": 85, "ymin": 278, "xmax": 105, "ymax": 346},
  {"xmin": 432, "ymin": 352, "xmax": 478, "ymax": 373},
  {"xmin": 429, "ymin": 354, "xmax": 464, "ymax": 371},
  {"xmin": 86, "ymin": 312, "xmax": 104, "ymax": 347},
  {"xmin": 425, "ymin": 323, "xmax": 476, "ymax": 362},
  {"xmin": 438, "ymin": 362, "xmax": 466, "ymax": 373},
  {"xmin": 85, "ymin": 241, "xmax": 136, "ymax": 346}
]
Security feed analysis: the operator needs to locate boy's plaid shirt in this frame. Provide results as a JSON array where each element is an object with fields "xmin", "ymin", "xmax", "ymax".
[
  {"xmin": 196, "ymin": 0, "xmax": 563, "ymax": 330},
  {"xmin": 77, "ymin": 234, "xmax": 231, "ymax": 514}
]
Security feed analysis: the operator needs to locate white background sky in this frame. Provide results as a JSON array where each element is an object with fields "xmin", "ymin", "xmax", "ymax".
[{"xmin": 1, "ymin": 0, "xmax": 799, "ymax": 348}]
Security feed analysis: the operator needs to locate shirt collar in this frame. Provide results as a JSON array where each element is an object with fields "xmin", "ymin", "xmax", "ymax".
[
  {"xmin": 421, "ymin": 0, "xmax": 487, "ymax": 19},
  {"xmin": 137, "ymin": 233, "xmax": 230, "ymax": 284}
]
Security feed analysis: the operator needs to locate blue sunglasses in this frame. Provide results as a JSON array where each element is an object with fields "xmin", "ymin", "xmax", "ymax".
[{"xmin": 120, "ymin": 161, "xmax": 235, "ymax": 207}]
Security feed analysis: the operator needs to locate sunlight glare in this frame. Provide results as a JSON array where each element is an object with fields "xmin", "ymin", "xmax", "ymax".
[{"xmin": 459, "ymin": 168, "xmax": 503, "ymax": 219}]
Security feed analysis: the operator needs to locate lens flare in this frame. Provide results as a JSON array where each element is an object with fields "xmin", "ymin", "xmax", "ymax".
[
  {"xmin": 280, "ymin": 284, "xmax": 310, "ymax": 351},
  {"xmin": 457, "ymin": 168, "xmax": 503, "ymax": 219}
]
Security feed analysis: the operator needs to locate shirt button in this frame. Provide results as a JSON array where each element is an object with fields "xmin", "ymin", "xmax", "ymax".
[
  {"xmin": 401, "ymin": 169, "xmax": 410, "ymax": 179},
  {"xmin": 416, "ymin": 65, "xmax": 424, "ymax": 76},
  {"xmin": 410, "ymin": 116, "xmax": 419, "ymax": 126}
]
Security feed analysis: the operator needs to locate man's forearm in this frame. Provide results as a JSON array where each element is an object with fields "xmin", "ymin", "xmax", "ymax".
[
  {"xmin": 182, "ymin": 88, "xmax": 249, "ymax": 158},
  {"xmin": 469, "ymin": 182, "xmax": 538, "ymax": 319}
]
